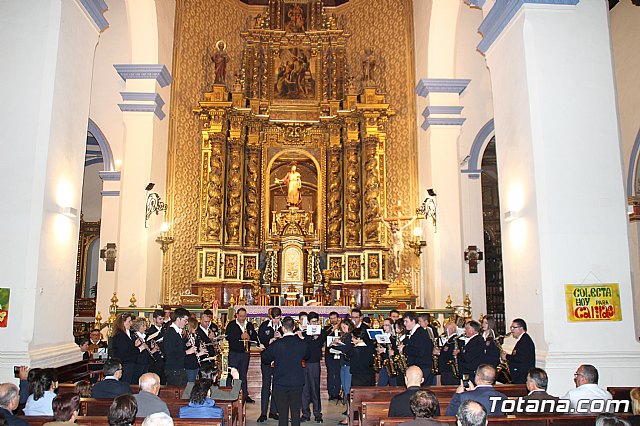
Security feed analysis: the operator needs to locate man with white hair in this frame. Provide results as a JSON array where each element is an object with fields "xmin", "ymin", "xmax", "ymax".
[
  {"xmin": 133, "ymin": 373, "xmax": 170, "ymax": 417},
  {"xmin": 142, "ymin": 412, "xmax": 174, "ymax": 426},
  {"xmin": 0, "ymin": 383, "xmax": 29, "ymax": 426}
]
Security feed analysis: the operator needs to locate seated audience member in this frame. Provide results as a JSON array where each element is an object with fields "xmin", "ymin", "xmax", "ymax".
[
  {"xmin": 519, "ymin": 367, "xmax": 558, "ymax": 414},
  {"xmin": 629, "ymin": 387, "xmax": 640, "ymax": 426},
  {"xmin": 178, "ymin": 379, "xmax": 224, "ymax": 420},
  {"xmin": 91, "ymin": 359, "xmax": 133, "ymax": 399},
  {"xmin": 595, "ymin": 414, "xmax": 632, "ymax": 426},
  {"xmin": 142, "ymin": 412, "xmax": 174, "ymax": 426},
  {"xmin": 398, "ymin": 390, "xmax": 440, "ymax": 426},
  {"xmin": 562, "ymin": 364, "xmax": 612, "ymax": 413},
  {"xmin": 73, "ymin": 380, "xmax": 92, "ymax": 398},
  {"xmin": 43, "ymin": 392, "xmax": 81, "ymax": 425},
  {"xmin": 0, "ymin": 383, "xmax": 29, "ymax": 426},
  {"xmin": 445, "ymin": 364, "xmax": 507, "ymax": 417},
  {"xmin": 389, "ymin": 366, "xmax": 424, "ymax": 417},
  {"xmin": 456, "ymin": 400, "xmax": 488, "ymax": 426},
  {"xmin": 133, "ymin": 373, "xmax": 170, "ymax": 417},
  {"xmin": 108, "ymin": 394, "xmax": 138, "ymax": 426},
  {"xmin": 181, "ymin": 363, "xmax": 241, "ymax": 400},
  {"xmin": 24, "ymin": 368, "xmax": 58, "ymax": 416},
  {"xmin": 16, "ymin": 366, "xmax": 33, "ymax": 405}
]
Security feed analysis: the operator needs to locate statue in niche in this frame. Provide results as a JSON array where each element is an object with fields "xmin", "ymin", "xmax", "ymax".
[
  {"xmin": 285, "ymin": 3, "xmax": 305, "ymax": 33},
  {"xmin": 275, "ymin": 162, "xmax": 302, "ymax": 208},
  {"xmin": 380, "ymin": 216, "xmax": 416, "ymax": 274},
  {"xmin": 212, "ymin": 40, "xmax": 228, "ymax": 85},
  {"xmin": 361, "ymin": 48, "xmax": 376, "ymax": 85}
]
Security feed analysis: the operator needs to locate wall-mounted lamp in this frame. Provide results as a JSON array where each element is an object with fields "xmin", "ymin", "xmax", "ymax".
[
  {"xmin": 61, "ymin": 206, "xmax": 78, "ymax": 218},
  {"xmin": 504, "ymin": 210, "xmax": 519, "ymax": 222},
  {"xmin": 156, "ymin": 221, "xmax": 175, "ymax": 253},
  {"xmin": 464, "ymin": 245, "xmax": 484, "ymax": 273},
  {"xmin": 416, "ymin": 188, "xmax": 437, "ymax": 232},
  {"xmin": 408, "ymin": 226, "xmax": 427, "ymax": 257},
  {"xmin": 145, "ymin": 183, "xmax": 168, "ymax": 228}
]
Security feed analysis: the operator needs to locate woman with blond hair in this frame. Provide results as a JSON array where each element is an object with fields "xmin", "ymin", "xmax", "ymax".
[{"xmin": 629, "ymin": 387, "xmax": 640, "ymax": 426}]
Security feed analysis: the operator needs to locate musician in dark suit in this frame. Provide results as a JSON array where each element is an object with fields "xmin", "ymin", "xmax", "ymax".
[
  {"xmin": 398, "ymin": 390, "xmax": 441, "ymax": 426},
  {"xmin": 164, "ymin": 308, "xmax": 195, "ymax": 386},
  {"xmin": 89, "ymin": 329, "xmax": 108, "ymax": 349},
  {"xmin": 146, "ymin": 309, "xmax": 166, "ymax": 385},
  {"xmin": 225, "ymin": 307, "xmax": 258, "ymax": 403},
  {"xmin": 433, "ymin": 322, "xmax": 460, "ymax": 385},
  {"xmin": 445, "ymin": 364, "xmax": 506, "ymax": 417},
  {"xmin": 262, "ymin": 316, "xmax": 310, "ymax": 426},
  {"xmin": 502, "ymin": 318, "xmax": 536, "ymax": 384},
  {"xmin": 91, "ymin": 359, "xmax": 133, "ymax": 398},
  {"xmin": 110, "ymin": 313, "xmax": 147, "ymax": 384},
  {"xmin": 323, "ymin": 311, "xmax": 342, "ymax": 400},
  {"xmin": 257, "ymin": 307, "xmax": 282, "ymax": 422},
  {"xmin": 456, "ymin": 320, "xmax": 484, "ymax": 381},
  {"xmin": 197, "ymin": 309, "xmax": 219, "ymax": 358},
  {"xmin": 350, "ymin": 308, "xmax": 371, "ymax": 345},
  {"xmin": 519, "ymin": 368, "xmax": 559, "ymax": 415},
  {"xmin": 398, "ymin": 312, "xmax": 434, "ymax": 386}
]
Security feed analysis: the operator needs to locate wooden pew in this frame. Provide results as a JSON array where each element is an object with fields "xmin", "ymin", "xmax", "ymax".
[
  {"xmin": 349, "ymin": 385, "xmax": 527, "ymax": 425},
  {"xmin": 55, "ymin": 360, "xmax": 91, "ymax": 383},
  {"xmin": 379, "ymin": 415, "xmax": 618, "ymax": 426},
  {"xmin": 608, "ymin": 387, "xmax": 633, "ymax": 413},
  {"xmin": 79, "ymin": 398, "xmax": 237, "ymax": 426},
  {"xmin": 20, "ymin": 416, "xmax": 223, "ymax": 426}
]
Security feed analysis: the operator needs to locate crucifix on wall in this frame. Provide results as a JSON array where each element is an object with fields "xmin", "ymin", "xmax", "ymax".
[
  {"xmin": 100, "ymin": 243, "xmax": 117, "ymax": 272},
  {"xmin": 464, "ymin": 245, "xmax": 484, "ymax": 273}
]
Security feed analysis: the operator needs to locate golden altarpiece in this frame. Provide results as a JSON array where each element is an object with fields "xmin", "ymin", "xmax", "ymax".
[{"xmin": 190, "ymin": 0, "xmax": 402, "ymax": 308}]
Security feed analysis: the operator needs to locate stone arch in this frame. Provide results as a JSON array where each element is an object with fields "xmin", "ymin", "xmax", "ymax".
[
  {"xmin": 87, "ymin": 118, "xmax": 114, "ymax": 171},
  {"xmin": 627, "ymin": 127, "xmax": 640, "ymax": 197},
  {"xmin": 462, "ymin": 118, "xmax": 494, "ymax": 178}
]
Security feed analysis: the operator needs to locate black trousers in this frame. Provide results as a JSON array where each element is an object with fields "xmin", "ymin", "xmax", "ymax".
[
  {"xmin": 148, "ymin": 359, "xmax": 166, "ymax": 385},
  {"xmin": 302, "ymin": 362, "xmax": 321, "ymax": 418},
  {"xmin": 440, "ymin": 370, "xmax": 459, "ymax": 385},
  {"xmin": 165, "ymin": 368, "xmax": 187, "ymax": 386},
  {"xmin": 325, "ymin": 356, "xmax": 341, "ymax": 399},
  {"xmin": 228, "ymin": 351, "xmax": 250, "ymax": 397},
  {"xmin": 260, "ymin": 363, "xmax": 278, "ymax": 416},
  {"xmin": 273, "ymin": 386, "xmax": 302, "ymax": 426}
]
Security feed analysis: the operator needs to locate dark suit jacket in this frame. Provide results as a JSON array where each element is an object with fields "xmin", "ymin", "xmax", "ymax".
[
  {"xmin": 389, "ymin": 386, "xmax": 421, "ymax": 417},
  {"xmin": 225, "ymin": 320, "xmax": 257, "ymax": 353},
  {"xmin": 507, "ymin": 333, "xmax": 535, "ymax": 384},
  {"xmin": 445, "ymin": 385, "xmax": 507, "ymax": 417},
  {"xmin": 258, "ymin": 320, "xmax": 282, "ymax": 364},
  {"xmin": 196, "ymin": 324, "xmax": 218, "ymax": 357},
  {"xmin": 163, "ymin": 326, "xmax": 186, "ymax": 370},
  {"xmin": 517, "ymin": 390, "xmax": 559, "ymax": 415},
  {"xmin": 262, "ymin": 334, "xmax": 309, "ymax": 390},
  {"xmin": 91, "ymin": 378, "xmax": 133, "ymax": 399},
  {"xmin": 111, "ymin": 331, "xmax": 139, "ymax": 365},
  {"xmin": 0, "ymin": 407, "xmax": 29, "ymax": 426},
  {"xmin": 458, "ymin": 335, "xmax": 484, "ymax": 376},
  {"xmin": 403, "ymin": 327, "xmax": 433, "ymax": 370}
]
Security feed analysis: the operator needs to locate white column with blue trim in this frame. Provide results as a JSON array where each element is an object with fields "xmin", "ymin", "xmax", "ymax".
[{"xmin": 478, "ymin": 0, "xmax": 640, "ymax": 393}]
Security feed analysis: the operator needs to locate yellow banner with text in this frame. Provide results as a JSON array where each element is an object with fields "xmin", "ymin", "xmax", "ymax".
[{"xmin": 565, "ymin": 284, "xmax": 621, "ymax": 322}]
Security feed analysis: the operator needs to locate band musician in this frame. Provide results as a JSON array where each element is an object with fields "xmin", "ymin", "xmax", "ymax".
[
  {"xmin": 398, "ymin": 312, "xmax": 434, "ymax": 386},
  {"xmin": 197, "ymin": 309, "xmax": 219, "ymax": 358},
  {"xmin": 501, "ymin": 318, "xmax": 535, "ymax": 384},
  {"xmin": 257, "ymin": 307, "xmax": 282, "ymax": 422},
  {"xmin": 225, "ymin": 307, "xmax": 258, "ymax": 403},
  {"xmin": 432, "ymin": 322, "xmax": 460, "ymax": 385}
]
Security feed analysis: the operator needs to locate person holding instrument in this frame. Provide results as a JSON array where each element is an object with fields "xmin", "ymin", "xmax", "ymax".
[
  {"xmin": 164, "ymin": 308, "xmax": 195, "ymax": 386},
  {"xmin": 226, "ymin": 307, "xmax": 258, "ymax": 403},
  {"xmin": 257, "ymin": 307, "xmax": 282, "ymax": 422},
  {"xmin": 146, "ymin": 310, "xmax": 166, "ymax": 385},
  {"xmin": 111, "ymin": 313, "xmax": 148, "ymax": 384}
]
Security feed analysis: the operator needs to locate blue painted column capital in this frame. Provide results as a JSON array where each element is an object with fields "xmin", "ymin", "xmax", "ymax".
[
  {"xmin": 415, "ymin": 79, "xmax": 470, "ymax": 131},
  {"xmin": 78, "ymin": 0, "xmax": 109, "ymax": 31}
]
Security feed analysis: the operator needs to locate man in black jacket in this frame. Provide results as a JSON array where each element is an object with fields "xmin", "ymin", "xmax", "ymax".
[
  {"xmin": 456, "ymin": 320, "xmax": 484, "ymax": 382},
  {"xmin": 257, "ymin": 307, "xmax": 282, "ymax": 422},
  {"xmin": 146, "ymin": 309, "xmax": 166, "ymax": 385},
  {"xmin": 502, "ymin": 318, "xmax": 535, "ymax": 384},
  {"xmin": 91, "ymin": 359, "xmax": 133, "ymax": 398},
  {"xmin": 226, "ymin": 307, "xmax": 258, "ymax": 403},
  {"xmin": 323, "ymin": 311, "xmax": 341, "ymax": 401},
  {"xmin": 388, "ymin": 366, "xmax": 424, "ymax": 417},
  {"xmin": 398, "ymin": 312, "xmax": 434, "ymax": 386},
  {"xmin": 163, "ymin": 308, "xmax": 194, "ymax": 386},
  {"xmin": 262, "ymin": 316, "xmax": 310, "ymax": 426},
  {"xmin": 197, "ymin": 309, "xmax": 219, "ymax": 358},
  {"xmin": 301, "ymin": 312, "xmax": 327, "ymax": 423},
  {"xmin": 0, "ymin": 383, "xmax": 29, "ymax": 426}
]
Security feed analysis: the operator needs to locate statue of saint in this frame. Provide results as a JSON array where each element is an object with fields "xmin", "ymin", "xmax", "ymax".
[
  {"xmin": 361, "ymin": 48, "xmax": 376, "ymax": 85},
  {"xmin": 275, "ymin": 163, "xmax": 302, "ymax": 208},
  {"xmin": 212, "ymin": 40, "xmax": 228, "ymax": 85}
]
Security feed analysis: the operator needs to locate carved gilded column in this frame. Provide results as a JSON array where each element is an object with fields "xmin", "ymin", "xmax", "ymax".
[
  {"xmin": 225, "ymin": 138, "xmax": 243, "ymax": 245},
  {"xmin": 327, "ymin": 146, "xmax": 343, "ymax": 248},
  {"xmin": 344, "ymin": 140, "xmax": 361, "ymax": 247},
  {"xmin": 244, "ymin": 145, "xmax": 261, "ymax": 248},
  {"xmin": 205, "ymin": 133, "xmax": 226, "ymax": 244},
  {"xmin": 363, "ymin": 136, "xmax": 381, "ymax": 244}
]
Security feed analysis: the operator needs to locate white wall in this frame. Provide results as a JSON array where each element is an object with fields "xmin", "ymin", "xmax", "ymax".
[
  {"xmin": 82, "ymin": 162, "xmax": 104, "ymax": 221},
  {"xmin": 0, "ymin": 0, "xmax": 100, "ymax": 381}
]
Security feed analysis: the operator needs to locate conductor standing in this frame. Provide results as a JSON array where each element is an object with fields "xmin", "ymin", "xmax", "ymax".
[{"xmin": 262, "ymin": 316, "xmax": 310, "ymax": 426}]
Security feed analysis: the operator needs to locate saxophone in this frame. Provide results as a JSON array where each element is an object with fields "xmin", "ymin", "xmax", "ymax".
[
  {"xmin": 432, "ymin": 333, "xmax": 445, "ymax": 375},
  {"xmin": 495, "ymin": 332, "xmax": 513, "ymax": 383},
  {"xmin": 383, "ymin": 343, "xmax": 398, "ymax": 377},
  {"xmin": 373, "ymin": 343, "xmax": 383, "ymax": 373},
  {"xmin": 447, "ymin": 334, "xmax": 461, "ymax": 379}
]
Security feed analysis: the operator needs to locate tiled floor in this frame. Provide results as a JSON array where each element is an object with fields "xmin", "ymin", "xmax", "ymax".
[{"xmin": 245, "ymin": 395, "xmax": 348, "ymax": 426}]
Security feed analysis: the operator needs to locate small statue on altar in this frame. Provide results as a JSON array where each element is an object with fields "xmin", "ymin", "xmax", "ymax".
[
  {"xmin": 380, "ymin": 215, "xmax": 417, "ymax": 274},
  {"xmin": 212, "ymin": 40, "xmax": 228, "ymax": 85},
  {"xmin": 361, "ymin": 47, "xmax": 376, "ymax": 85},
  {"xmin": 275, "ymin": 162, "xmax": 302, "ymax": 208}
]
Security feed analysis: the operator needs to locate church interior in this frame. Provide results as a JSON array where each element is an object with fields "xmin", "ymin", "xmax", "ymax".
[{"xmin": 2, "ymin": 0, "xmax": 640, "ymax": 408}]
